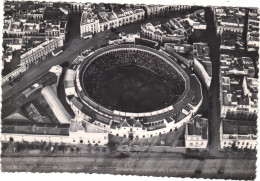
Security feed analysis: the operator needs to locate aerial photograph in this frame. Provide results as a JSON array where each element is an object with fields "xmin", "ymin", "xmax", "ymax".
[{"xmin": 0, "ymin": 0, "xmax": 259, "ymax": 180}]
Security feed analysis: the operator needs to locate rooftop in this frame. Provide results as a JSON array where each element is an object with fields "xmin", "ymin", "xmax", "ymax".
[
  {"xmin": 81, "ymin": 10, "xmax": 98, "ymax": 25},
  {"xmin": 222, "ymin": 119, "xmax": 257, "ymax": 135},
  {"xmin": 187, "ymin": 115, "xmax": 208, "ymax": 139},
  {"xmin": 2, "ymin": 122, "xmax": 70, "ymax": 136}
]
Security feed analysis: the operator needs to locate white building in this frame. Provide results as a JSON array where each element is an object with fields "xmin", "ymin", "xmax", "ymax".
[
  {"xmin": 20, "ymin": 38, "xmax": 64, "ymax": 70},
  {"xmin": 143, "ymin": 5, "xmax": 191, "ymax": 18},
  {"xmin": 192, "ymin": 43, "xmax": 212, "ymax": 89},
  {"xmin": 141, "ymin": 22, "xmax": 166, "ymax": 42},
  {"xmin": 2, "ymin": 66, "xmax": 26, "ymax": 85},
  {"xmin": 220, "ymin": 119, "xmax": 257, "ymax": 150},
  {"xmin": 109, "ymin": 33, "xmax": 140, "ymax": 45},
  {"xmin": 80, "ymin": 9, "xmax": 145, "ymax": 38},
  {"xmin": 220, "ymin": 55, "xmax": 258, "ymax": 120},
  {"xmin": 1, "ymin": 121, "xmax": 108, "ymax": 146},
  {"xmin": 185, "ymin": 115, "xmax": 208, "ymax": 149},
  {"xmin": 164, "ymin": 43, "xmax": 192, "ymax": 54}
]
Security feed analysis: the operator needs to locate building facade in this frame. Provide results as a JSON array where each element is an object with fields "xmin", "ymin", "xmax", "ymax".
[
  {"xmin": 219, "ymin": 55, "xmax": 258, "ymax": 120},
  {"xmin": 185, "ymin": 115, "xmax": 208, "ymax": 149},
  {"xmin": 1, "ymin": 121, "xmax": 108, "ymax": 146},
  {"xmin": 220, "ymin": 119, "xmax": 257, "ymax": 150},
  {"xmin": 20, "ymin": 38, "xmax": 64, "ymax": 70},
  {"xmin": 192, "ymin": 43, "xmax": 212, "ymax": 89},
  {"xmin": 143, "ymin": 5, "xmax": 191, "ymax": 18},
  {"xmin": 80, "ymin": 8, "xmax": 145, "ymax": 38}
]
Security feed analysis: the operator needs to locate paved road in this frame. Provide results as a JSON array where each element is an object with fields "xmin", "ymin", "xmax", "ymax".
[
  {"xmin": 1, "ymin": 155, "xmax": 255, "ymax": 179},
  {"xmin": 205, "ymin": 7, "xmax": 221, "ymax": 154},
  {"xmin": 1, "ymin": 8, "xmax": 201, "ymax": 101},
  {"xmin": 2, "ymin": 31, "xmax": 110, "ymax": 100}
]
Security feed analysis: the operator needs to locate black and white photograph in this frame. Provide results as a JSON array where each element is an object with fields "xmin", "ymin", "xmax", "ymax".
[{"xmin": 0, "ymin": 0, "xmax": 259, "ymax": 180}]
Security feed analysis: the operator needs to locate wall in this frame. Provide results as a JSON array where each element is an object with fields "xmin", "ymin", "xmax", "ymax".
[
  {"xmin": 2, "ymin": 66, "xmax": 26, "ymax": 85},
  {"xmin": 193, "ymin": 58, "xmax": 212, "ymax": 89}
]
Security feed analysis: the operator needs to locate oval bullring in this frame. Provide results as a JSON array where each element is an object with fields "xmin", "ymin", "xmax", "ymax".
[{"xmin": 65, "ymin": 44, "xmax": 203, "ymax": 138}]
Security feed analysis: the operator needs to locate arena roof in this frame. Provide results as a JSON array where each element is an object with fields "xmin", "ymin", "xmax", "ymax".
[
  {"xmin": 95, "ymin": 114, "xmax": 111, "ymax": 125},
  {"xmin": 84, "ymin": 121, "xmax": 107, "ymax": 133},
  {"xmin": 70, "ymin": 96, "xmax": 96, "ymax": 118},
  {"xmin": 147, "ymin": 123, "xmax": 166, "ymax": 131}
]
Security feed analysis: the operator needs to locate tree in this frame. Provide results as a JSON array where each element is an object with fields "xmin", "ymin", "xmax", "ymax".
[
  {"xmin": 231, "ymin": 142, "xmax": 238, "ymax": 151},
  {"xmin": 70, "ymin": 147, "xmax": 74, "ymax": 153},
  {"xmin": 3, "ymin": 32, "xmax": 8, "ymax": 38},
  {"xmin": 107, "ymin": 141, "xmax": 118, "ymax": 153},
  {"xmin": 76, "ymin": 147, "xmax": 80, "ymax": 153}
]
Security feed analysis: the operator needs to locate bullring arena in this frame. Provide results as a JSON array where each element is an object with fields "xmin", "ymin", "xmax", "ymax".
[{"xmin": 64, "ymin": 44, "xmax": 203, "ymax": 139}]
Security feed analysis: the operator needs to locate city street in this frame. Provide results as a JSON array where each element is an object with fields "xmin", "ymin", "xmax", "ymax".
[
  {"xmin": 1, "ymin": 9, "xmax": 199, "ymax": 101},
  {"xmin": 2, "ymin": 7, "xmax": 257, "ymax": 180},
  {"xmin": 205, "ymin": 7, "xmax": 222, "ymax": 154},
  {"xmin": 1, "ymin": 155, "xmax": 255, "ymax": 179}
]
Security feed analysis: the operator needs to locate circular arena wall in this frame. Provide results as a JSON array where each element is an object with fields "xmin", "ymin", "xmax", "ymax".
[{"xmin": 76, "ymin": 44, "xmax": 190, "ymax": 118}]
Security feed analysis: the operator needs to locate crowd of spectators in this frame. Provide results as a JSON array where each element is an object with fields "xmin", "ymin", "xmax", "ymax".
[{"xmin": 82, "ymin": 49, "xmax": 185, "ymax": 111}]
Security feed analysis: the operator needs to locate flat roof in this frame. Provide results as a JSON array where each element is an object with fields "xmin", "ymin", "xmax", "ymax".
[
  {"xmin": 222, "ymin": 119, "xmax": 257, "ymax": 135},
  {"xmin": 187, "ymin": 115, "xmax": 208, "ymax": 139},
  {"xmin": 2, "ymin": 122, "xmax": 70, "ymax": 136}
]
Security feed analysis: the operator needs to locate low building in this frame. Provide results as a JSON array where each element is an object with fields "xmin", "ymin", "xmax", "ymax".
[
  {"xmin": 141, "ymin": 22, "xmax": 166, "ymax": 42},
  {"xmin": 69, "ymin": 121, "xmax": 108, "ymax": 145},
  {"xmin": 80, "ymin": 10, "xmax": 99, "ymax": 38},
  {"xmin": 1, "ymin": 121, "xmax": 108, "ymax": 146},
  {"xmin": 185, "ymin": 115, "xmax": 208, "ymax": 149},
  {"xmin": 192, "ymin": 43, "xmax": 212, "ymax": 89},
  {"xmin": 220, "ymin": 119, "xmax": 257, "ymax": 150},
  {"xmin": 193, "ymin": 24, "xmax": 207, "ymax": 42},
  {"xmin": 217, "ymin": 26, "xmax": 243, "ymax": 34},
  {"xmin": 109, "ymin": 33, "xmax": 140, "ymax": 45},
  {"xmin": 247, "ymin": 31, "xmax": 259, "ymax": 52},
  {"xmin": 20, "ymin": 38, "xmax": 64, "ymax": 70},
  {"xmin": 80, "ymin": 8, "xmax": 145, "ymax": 38},
  {"xmin": 2, "ymin": 66, "xmax": 26, "ymax": 85},
  {"xmin": 143, "ymin": 5, "xmax": 191, "ymax": 18},
  {"xmin": 220, "ymin": 55, "xmax": 258, "ymax": 120},
  {"xmin": 164, "ymin": 43, "xmax": 192, "ymax": 54}
]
